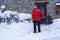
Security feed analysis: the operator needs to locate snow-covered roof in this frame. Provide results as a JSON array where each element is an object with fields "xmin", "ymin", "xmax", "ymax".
[{"xmin": 56, "ymin": 3, "xmax": 60, "ymax": 5}]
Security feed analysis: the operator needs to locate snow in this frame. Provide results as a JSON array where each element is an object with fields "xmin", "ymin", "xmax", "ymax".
[
  {"xmin": 0, "ymin": 10, "xmax": 18, "ymax": 17},
  {"xmin": 1, "ymin": 5, "xmax": 5, "ymax": 9},
  {"xmin": 0, "ymin": 10, "xmax": 32, "ymax": 20},
  {"xmin": 0, "ymin": 10, "xmax": 60, "ymax": 40},
  {"xmin": 56, "ymin": 3, "xmax": 60, "ymax": 5},
  {"xmin": 19, "ymin": 13, "xmax": 32, "ymax": 20}
]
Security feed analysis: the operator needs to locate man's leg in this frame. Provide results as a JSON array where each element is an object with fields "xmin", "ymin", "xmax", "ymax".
[
  {"xmin": 37, "ymin": 21, "xmax": 41, "ymax": 32},
  {"xmin": 33, "ymin": 21, "xmax": 36, "ymax": 33}
]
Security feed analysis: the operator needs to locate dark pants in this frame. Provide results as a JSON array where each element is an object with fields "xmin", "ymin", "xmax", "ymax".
[{"xmin": 33, "ymin": 21, "xmax": 40, "ymax": 33}]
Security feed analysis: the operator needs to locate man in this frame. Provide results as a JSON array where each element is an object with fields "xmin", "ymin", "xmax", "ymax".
[{"xmin": 32, "ymin": 7, "xmax": 45, "ymax": 33}]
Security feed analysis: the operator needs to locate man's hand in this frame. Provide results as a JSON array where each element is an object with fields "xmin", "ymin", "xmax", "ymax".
[
  {"xmin": 43, "ymin": 16, "xmax": 45, "ymax": 18},
  {"xmin": 41, "ymin": 16, "xmax": 45, "ymax": 19}
]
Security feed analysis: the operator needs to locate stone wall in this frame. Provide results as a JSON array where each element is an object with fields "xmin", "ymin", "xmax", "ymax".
[{"xmin": 47, "ymin": 1, "xmax": 56, "ymax": 18}]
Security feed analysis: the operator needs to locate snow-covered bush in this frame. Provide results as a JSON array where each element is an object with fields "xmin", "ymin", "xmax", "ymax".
[
  {"xmin": 0, "ymin": 10, "xmax": 20, "ymax": 24},
  {"xmin": 0, "ymin": 10, "xmax": 32, "ymax": 24},
  {"xmin": 9, "ymin": 14, "xmax": 20, "ymax": 23}
]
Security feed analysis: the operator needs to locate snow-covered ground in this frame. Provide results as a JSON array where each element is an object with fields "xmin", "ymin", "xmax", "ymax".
[{"xmin": 0, "ymin": 10, "xmax": 60, "ymax": 40}]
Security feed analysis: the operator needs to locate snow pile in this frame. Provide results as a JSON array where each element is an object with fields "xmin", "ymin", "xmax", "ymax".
[
  {"xmin": 19, "ymin": 13, "xmax": 32, "ymax": 20},
  {"xmin": 0, "ymin": 10, "xmax": 20, "ymax": 24},
  {"xmin": 0, "ymin": 10, "xmax": 18, "ymax": 17},
  {"xmin": 0, "ymin": 10, "xmax": 31, "ymax": 20},
  {"xmin": 0, "ymin": 10, "xmax": 32, "ymax": 24}
]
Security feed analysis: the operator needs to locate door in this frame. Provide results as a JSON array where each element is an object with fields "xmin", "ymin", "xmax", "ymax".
[{"xmin": 35, "ymin": 3, "xmax": 48, "ymax": 24}]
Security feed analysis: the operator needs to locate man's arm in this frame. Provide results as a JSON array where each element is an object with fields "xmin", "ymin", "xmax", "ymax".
[
  {"xmin": 40, "ymin": 10, "xmax": 45, "ymax": 18},
  {"xmin": 40, "ymin": 10, "xmax": 44, "ymax": 16}
]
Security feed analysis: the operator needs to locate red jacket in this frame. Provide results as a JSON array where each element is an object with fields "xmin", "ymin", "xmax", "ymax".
[{"xmin": 32, "ymin": 8, "xmax": 44, "ymax": 21}]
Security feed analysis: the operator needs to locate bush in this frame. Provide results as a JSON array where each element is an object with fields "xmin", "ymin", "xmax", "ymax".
[{"xmin": 0, "ymin": 13, "xmax": 20, "ymax": 24}]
